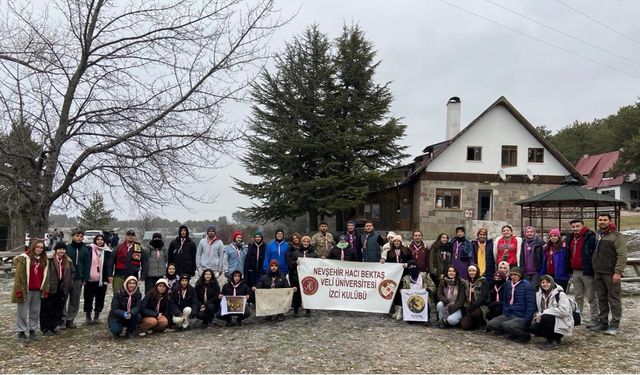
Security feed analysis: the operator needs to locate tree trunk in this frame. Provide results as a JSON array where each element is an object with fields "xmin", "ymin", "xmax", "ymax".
[
  {"xmin": 335, "ymin": 210, "xmax": 344, "ymax": 232},
  {"xmin": 27, "ymin": 202, "xmax": 51, "ymax": 243},
  {"xmin": 308, "ymin": 208, "xmax": 318, "ymax": 232}
]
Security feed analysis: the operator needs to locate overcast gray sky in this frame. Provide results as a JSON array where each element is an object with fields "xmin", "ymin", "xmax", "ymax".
[{"xmin": 104, "ymin": 0, "xmax": 640, "ymax": 222}]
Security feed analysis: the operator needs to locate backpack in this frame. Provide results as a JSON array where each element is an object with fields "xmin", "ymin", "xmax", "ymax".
[{"xmin": 556, "ymin": 292, "xmax": 581, "ymax": 325}]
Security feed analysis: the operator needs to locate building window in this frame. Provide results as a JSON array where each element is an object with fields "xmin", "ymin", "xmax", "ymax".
[
  {"xmin": 435, "ymin": 189, "xmax": 461, "ymax": 209},
  {"xmin": 528, "ymin": 148, "xmax": 544, "ymax": 163},
  {"xmin": 363, "ymin": 203, "xmax": 380, "ymax": 219},
  {"xmin": 631, "ymin": 189, "xmax": 638, "ymax": 200},
  {"xmin": 466, "ymin": 146, "xmax": 482, "ymax": 161},
  {"xmin": 501, "ymin": 145, "xmax": 517, "ymax": 166},
  {"xmin": 600, "ymin": 190, "xmax": 615, "ymax": 196}
]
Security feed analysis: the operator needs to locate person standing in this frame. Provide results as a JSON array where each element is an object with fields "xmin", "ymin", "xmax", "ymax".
[
  {"xmin": 520, "ymin": 226, "xmax": 543, "ymax": 288},
  {"xmin": 63, "ymin": 229, "xmax": 88, "ymax": 329},
  {"xmin": 494, "ymin": 225, "xmax": 522, "ymax": 268},
  {"xmin": 263, "ymin": 229, "xmax": 289, "ymax": 274},
  {"xmin": 450, "ymin": 226, "xmax": 474, "ymax": 280},
  {"xmin": 41, "ymin": 241, "xmax": 73, "ymax": 336},
  {"xmin": 224, "ymin": 230, "xmax": 248, "ymax": 280},
  {"xmin": 471, "ymin": 228, "xmax": 495, "ymax": 278},
  {"xmin": 12, "ymin": 240, "xmax": 49, "ymax": 342},
  {"xmin": 539, "ymin": 228, "xmax": 570, "ymax": 291},
  {"xmin": 566, "ymin": 219, "xmax": 598, "ymax": 328},
  {"xmin": 111, "ymin": 230, "xmax": 146, "ymax": 293},
  {"xmin": 429, "ymin": 233, "xmax": 452, "ymax": 289},
  {"xmin": 244, "ymin": 232, "xmax": 266, "ymax": 292},
  {"xmin": 110, "ymin": 232, "xmax": 119, "ymax": 249},
  {"xmin": 311, "ymin": 222, "xmax": 335, "ymax": 259},
  {"xmin": 83, "ymin": 234, "xmax": 113, "ymax": 325},
  {"xmin": 591, "ymin": 214, "xmax": 627, "ymax": 335},
  {"xmin": 343, "ymin": 220, "xmax": 362, "ymax": 261},
  {"xmin": 142, "ymin": 233, "xmax": 168, "ymax": 294},
  {"xmin": 288, "ymin": 235, "xmax": 318, "ymax": 317},
  {"xmin": 329, "ymin": 235, "xmax": 357, "ymax": 261},
  {"xmin": 196, "ymin": 225, "xmax": 225, "ymax": 283},
  {"xmin": 168, "ymin": 225, "xmax": 198, "ymax": 277},
  {"xmin": 359, "ymin": 221, "xmax": 386, "ymax": 262},
  {"xmin": 408, "ymin": 230, "xmax": 429, "ymax": 273}
]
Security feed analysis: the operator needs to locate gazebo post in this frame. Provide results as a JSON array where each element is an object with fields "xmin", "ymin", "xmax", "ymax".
[
  {"xmin": 520, "ymin": 205, "xmax": 524, "ymax": 234},
  {"xmin": 616, "ymin": 203, "xmax": 621, "ymax": 230},
  {"xmin": 594, "ymin": 204, "xmax": 598, "ymax": 229},
  {"xmin": 541, "ymin": 206, "xmax": 544, "ymax": 235},
  {"xmin": 558, "ymin": 202, "xmax": 562, "ymax": 232}
]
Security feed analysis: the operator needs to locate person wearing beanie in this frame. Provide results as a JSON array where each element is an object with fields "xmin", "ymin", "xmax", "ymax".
[
  {"xmin": 218, "ymin": 270, "xmax": 252, "ymax": 326},
  {"xmin": 139, "ymin": 278, "xmax": 171, "ymax": 335},
  {"xmin": 343, "ymin": 220, "xmax": 362, "ymax": 261},
  {"xmin": 107, "ymin": 276, "xmax": 142, "ymax": 339},
  {"xmin": 520, "ymin": 226, "xmax": 543, "ymax": 289},
  {"xmin": 450, "ymin": 226, "xmax": 474, "ymax": 280},
  {"xmin": 110, "ymin": 230, "xmax": 147, "ymax": 296},
  {"xmin": 540, "ymin": 229, "xmax": 570, "ymax": 291},
  {"xmin": 401, "ymin": 259, "xmax": 437, "ymax": 323},
  {"xmin": 41, "ymin": 241, "xmax": 73, "ymax": 336},
  {"xmin": 565, "ymin": 218, "xmax": 598, "ymax": 328},
  {"xmin": 223, "ymin": 230, "xmax": 248, "ymax": 280},
  {"xmin": 63, "ymin": 229, "xmax": 88, "ymax": 329},
  {"xmin": 530, "ymin": 274, "xmax": 574, "ymax": 350},
  {"xmin": 311, "ymin": 222, "xmax": 335, "ymax": 258},
  {"xmin": 486, "ymin": 266, "xmax": 536, "ymax": 343},
  {"xmin": 170, "ymin": 274, "xmax": 198, "ymax": 330},
  {"xmin": 471, "ymin": 228, "xmax": 495, "ymax": 278},
  {"xmin": 288, "ymin": 235, "xmax": 319, "ymax": 317},
  {"xmin": 436, "ymin": 266, "xmax": 467, "ymax": 328},
  {"xmin": 245, "ymin": 232, "xmax": 266, "ymax": 294},
  {"xmin": 168, "ymin": 225, "xmax": 197, "ymax": 277},
  {"xmin": 83, "ymin": 234, "xmax": 113, "ymax": 325},
  {"xmin": 13, "ymin": 239, "xmax": 49, "ymax": 342},
  {"xmin": 460, "ymin": 264, "xmax": 489, "ymax": 331},
  {"xmin": 329, "ymin": 235, "xmax": 357, "ymax": 262},
  {"xmin": 486, "ymin": 269, "xmax": 508, "ymax": 322},
  {"xmin": 263, "ymin": 229, "xmax": 289, "ymax": 274},
  {"xmin": 195, "ymin": 269, "xmax": 221, "ymax": 328},
  {"xmin": 196, "ymin": 224, "xmax": 224, "ymax": 282},
  {"xmin": 142, "ymin": 233, "xmax": 168, "ymax": 294},
  {"xmin": 254, "ymin": 259, "xmax": 292, "ymax": 322}
]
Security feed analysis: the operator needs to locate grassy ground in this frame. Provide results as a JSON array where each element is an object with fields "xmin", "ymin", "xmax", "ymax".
[{"xmin": 621, "ymin": 214, "xmax": 640, "ymax": 230}]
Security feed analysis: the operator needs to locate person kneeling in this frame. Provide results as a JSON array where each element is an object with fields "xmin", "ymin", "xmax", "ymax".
[
  {"xmin": 253, "ymin": 260, "xmax": 293, "ymax": 322},
  {"xmin": 170, "ymin": 274, "xmax": 198, "ymax": 330},
  {"xmin": 530, "ymin": 274, "xmax": 574, "ymax": 350},
  {"xmin": 139, "ymin": 278, "xmax": 170, "ymax": 336},
  {"xmin": 195, "ymin": 269, "xmax": 221, "ymax": 328},
  {"xmin": 108, "ymin": 276, "xmax": 142, "ymax": 338},
  {"xmin": 436, "ymin": 266, "xmax": 466, "ymax": 328},
  {"xmin": 218, "ymin": 270, "xmax": 251, "ymax": 326}
]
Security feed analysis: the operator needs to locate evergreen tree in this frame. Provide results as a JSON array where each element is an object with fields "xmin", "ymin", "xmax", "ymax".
[
  {"xmin": 235, "ymin": 25, "xmax": 406, "ymax": 229},
  {"xmin": 78, "ymin": 192, "xmax": 114, "ymax": 229}
]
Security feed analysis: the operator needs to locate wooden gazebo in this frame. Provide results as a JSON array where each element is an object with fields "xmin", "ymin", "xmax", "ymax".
[{"xmin": 514, "ymin": 180, "xmax": 625, "ymax": 234}]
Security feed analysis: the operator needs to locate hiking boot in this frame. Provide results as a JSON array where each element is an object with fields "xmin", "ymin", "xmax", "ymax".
[
  {"xmin": 237, "ymin": 319, "xmax": 243, "ymax": 326},
  {"xmin": 29, "ymin": 330, "xmax": 39, "ymax": 341},
  {"xmin": 17, "ymin": 332, "xmax": 29, "ymax": 343},
  {"xmin": 86, "ymin": 313, "xmax": 94, "ymax": 325},
  {"xmin": 514, "ymin": 334, "xmax": 531, "ymax": 344},
  {"xmin": 93, "ymin": 312, "xmax": 101, "ymax": 324},
  {"xmin": 585, "ymin": 320, "xmax": 599, "ymax": 329},
  {"xmin": 43, "ymin": 330, "xmax": 56, "ymax": 337},
  {"xmin": 589, "ymin": 322, "xmax": 609, "ymax": 332},
  {"xmin": 604, "ymin": 326, "xmax": 620, "ymax": 336},
  {"xmin": 65, "ymin": 320, "xmax": 77, "ymax": 329},
  {"xmin": 276, "ymin": 314, "xmax": 285, "ymax": 322},
  {"xmin": 305, "ymin": 310, "xmax": 311, "ymax": 317},
  {"xmin": 293, "ymin": 310, "xmax": 299, "ymax": 318},
  {"xmin": 539, "ymin": 340, "xmax": 560, "ymax": 350}
]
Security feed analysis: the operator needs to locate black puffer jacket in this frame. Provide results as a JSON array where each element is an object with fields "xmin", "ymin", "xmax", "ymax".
[
  {"xmin": 168, "ymin": 225, "xmax": 198, "ymax": 276},
  {"xmin": 170, "ymin": 284, "xmax": 198, "ymax": 317},
  {"xmin": 141, "ymin": 291, "xmax": 170, "ymax": 318},
  {"xmin": 108, "ymin": 285, "xmax": 142, "ymax": 326},
  {"xmin": 257, "ymin": 271, "xmax": 290, "ymax": 289}
]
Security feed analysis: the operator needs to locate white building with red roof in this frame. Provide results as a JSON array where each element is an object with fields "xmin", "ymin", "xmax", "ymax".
[{"xmin": 575, "ymin": 151, "xmax": 639, "ymax": 209}]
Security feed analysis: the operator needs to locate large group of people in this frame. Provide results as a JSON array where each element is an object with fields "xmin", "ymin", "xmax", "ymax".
[{"xmin": 12, "ymin": 214, "xmax": 627, "ymax": 350}]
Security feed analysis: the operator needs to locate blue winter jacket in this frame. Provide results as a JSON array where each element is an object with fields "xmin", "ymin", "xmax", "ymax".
[
  {"xmin": 501, "ymin": 278, "xmax": 536, "ymax": 322},
  {"xmin": 263, "ymin": 240, "xmax": 289, "ymax": 274},
  {"xmin": 539, "ymin": 243, "xmax": 571, "ymax": 281}
]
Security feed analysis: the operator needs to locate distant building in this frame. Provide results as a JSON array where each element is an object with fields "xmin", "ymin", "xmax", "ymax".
[
  {"xmin": 575, "ymin": 151, "xmax": 640, "ymax": 209},
  {"xmin": 357, "ymin": 96, "xmax": 585, "ymax": 237}
]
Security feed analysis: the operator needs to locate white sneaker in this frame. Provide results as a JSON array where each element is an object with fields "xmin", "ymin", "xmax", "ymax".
[{"xmin": 604, "ymin": 327, "xmax": 620, "ymax": 335}]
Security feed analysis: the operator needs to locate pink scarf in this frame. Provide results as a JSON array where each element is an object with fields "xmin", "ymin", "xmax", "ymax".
[{"xmin": 509, "ymin": 280, "xmax": 521, "ymax": 305}]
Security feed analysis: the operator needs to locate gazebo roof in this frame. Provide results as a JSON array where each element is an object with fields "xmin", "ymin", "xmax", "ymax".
[{"xmin": 514, "ymin": 184, "xmax": 625, "ymax": 207}]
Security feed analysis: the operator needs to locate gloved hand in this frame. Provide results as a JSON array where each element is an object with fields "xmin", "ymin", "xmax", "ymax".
[{"xmin": 123, "ymin": 312, "xmax": 131, "ymax": 320}]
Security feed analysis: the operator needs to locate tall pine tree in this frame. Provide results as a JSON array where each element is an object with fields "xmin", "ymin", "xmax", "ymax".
[
  {"xmin": 235, "ymin": 25, "xmax": 406, "ymax": 230},
  {"xmin": 78, "ymin": 192, "xmax": 114, "ymax": 229}
]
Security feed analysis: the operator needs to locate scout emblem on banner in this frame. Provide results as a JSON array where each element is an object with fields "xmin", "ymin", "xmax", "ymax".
[
  {"xmin": 401, "ymin": 289, "xmax": 429, "ymax": 322},
  {"xmin": 255, "ymin": 288, "xmax": 294, "ymax": 316},
  {"xmin": 221, "ymin": 295, "xmax": 247, "ymax": 315},
  {"xmin": 297, "ymin": 258, "xmax": 404, "ymax": 313}
]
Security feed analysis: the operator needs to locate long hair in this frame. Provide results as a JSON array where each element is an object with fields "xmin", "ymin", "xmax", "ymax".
[{"xmin": 28, "ymin": 239, "xmax": 47, "ymax": 262}]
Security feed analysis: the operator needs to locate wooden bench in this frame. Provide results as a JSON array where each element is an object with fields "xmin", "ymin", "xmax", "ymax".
[{"xmin": 622, "ymin": 257, "xmax": 640, "ymax": 282}]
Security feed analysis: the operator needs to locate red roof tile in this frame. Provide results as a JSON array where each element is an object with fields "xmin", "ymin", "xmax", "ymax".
[{"xmin": 575, "ymin": 151, "xmax": 625, "ymax": 189}]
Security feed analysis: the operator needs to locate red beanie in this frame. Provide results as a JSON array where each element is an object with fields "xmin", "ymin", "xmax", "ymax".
[
  {"xmin": 232, "ymin": 230, "xmax": 243, "ymax": 241},
  {"xmin": 269, "ymin": 259, "xmax": 279, "ymax": 268}
]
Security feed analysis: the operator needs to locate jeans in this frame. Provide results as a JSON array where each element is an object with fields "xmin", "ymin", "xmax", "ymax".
[
  {"xmin": 109, "ymin": 314, "xmax": 141, "ymax": 335},
  {"xmin": 436, "ymin": 301, "xmax": 462, "ymax": 326},
  {"xmin": 487, "ymin": 314, "xmax": 529, "ymax": 338}
]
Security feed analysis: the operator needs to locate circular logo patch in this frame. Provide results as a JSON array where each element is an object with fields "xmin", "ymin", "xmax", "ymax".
[
  {"xmin": 378, "ymin": 279, "xmax": 397, "ymax": 300},
  {"xmin": 301, "ymin": 276, "xmax": 319, "ymax": 295},
  {"xmin": 407, "ymin": 295, "xmax": 425, "ymax": 313}
]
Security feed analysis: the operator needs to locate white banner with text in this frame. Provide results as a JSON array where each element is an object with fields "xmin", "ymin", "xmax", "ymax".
[{"xmin": 297, "ymin": 258, "xmax": 404, "ymax": 313}]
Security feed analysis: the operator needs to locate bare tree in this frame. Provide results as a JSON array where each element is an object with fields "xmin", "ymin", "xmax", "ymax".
[{"xmin": 0, "ymin": 0, "xmax": 284, "ymax": 236}]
